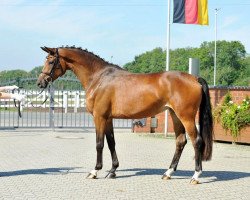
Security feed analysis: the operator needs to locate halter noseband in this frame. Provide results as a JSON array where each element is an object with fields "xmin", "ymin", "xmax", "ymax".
[{"xmin": 42, "ymin": 48, "xmax": 64, "ymax": 81}]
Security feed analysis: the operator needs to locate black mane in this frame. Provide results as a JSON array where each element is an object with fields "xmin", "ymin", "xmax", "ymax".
[{"xmin": 58, "ymin": 45, "xmax": 123, "ymax": 70}]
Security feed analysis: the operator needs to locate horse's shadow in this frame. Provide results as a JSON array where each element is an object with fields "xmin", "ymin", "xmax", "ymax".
[
  {"xmin": 117, "ymin": 168, "xmax": 250, "ymax": 183},
  {"xmin": 0, "ymin": 167, "xmax": 83, "ymax": 177},
  {"xmin": 1, "ymin": 167, "xmax": 249, "ymax": 183}
]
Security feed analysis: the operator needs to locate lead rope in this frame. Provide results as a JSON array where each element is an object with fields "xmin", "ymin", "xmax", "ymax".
[
  {"xmin": 29, "ymin": 86, "xmax": 50, "ymax": 108},
  {"xmin": 12, "ymin": 85, "xmax": 52, "ymax": 119},
  {"xmin": 12, "ymin": 88, "xmax": 22, "ymax": 118}
]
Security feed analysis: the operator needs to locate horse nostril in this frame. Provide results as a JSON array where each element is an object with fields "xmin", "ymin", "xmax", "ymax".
[{"xmin": 37, "ymin": 81, "xmax": 43, "ymax": 88}]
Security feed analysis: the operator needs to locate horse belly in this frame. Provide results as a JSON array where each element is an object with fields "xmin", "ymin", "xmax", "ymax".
[{"xmin": 111, "ymin": 91, "xmax": 166, "ymax": 119}]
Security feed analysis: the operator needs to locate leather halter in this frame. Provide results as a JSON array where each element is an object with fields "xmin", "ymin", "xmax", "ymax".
[{"xmin": 42, "ymin": 48, "xmax": 64, "ymax": 81}]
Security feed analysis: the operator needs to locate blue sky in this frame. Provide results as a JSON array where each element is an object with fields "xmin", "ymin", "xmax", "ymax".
[{"xmin": 0, "ymin": 0, "xmax": 250, "ymax": 71}]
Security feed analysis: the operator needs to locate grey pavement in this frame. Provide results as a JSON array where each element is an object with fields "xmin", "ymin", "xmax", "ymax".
[{"xmin": 0, "ymin": 129, "xmax": 250, "ymax": 200}]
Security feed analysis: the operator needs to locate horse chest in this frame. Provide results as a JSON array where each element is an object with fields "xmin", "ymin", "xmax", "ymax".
[
  {"xmin": 85, "ymin": 94, "xmax": 95, "ymax": 114},
  {"xmin": 85, "ymin": 88, "xmax": 111, "ymax": 115}
]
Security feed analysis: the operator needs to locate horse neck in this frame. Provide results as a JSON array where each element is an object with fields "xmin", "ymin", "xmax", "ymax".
[{"xmin": 67, "ymin": 52, "xmax": 107, "ymax": 89}]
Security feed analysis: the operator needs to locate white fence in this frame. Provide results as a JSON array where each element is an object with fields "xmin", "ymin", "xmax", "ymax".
[
  {"xmin": 0, "ymin": 89, "xmax": 132, "ymax": 128},
  {"xmin": 0, "ymin": 90, "xmax": 86, "ymax": 113}
]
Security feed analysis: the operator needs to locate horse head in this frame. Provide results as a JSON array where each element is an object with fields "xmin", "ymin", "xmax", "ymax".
[{"xmin": 37, "ymin": 47, "xmax": 67, "ymax": 88}]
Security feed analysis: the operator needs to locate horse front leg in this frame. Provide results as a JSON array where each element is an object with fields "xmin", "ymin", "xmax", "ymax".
[
  {"xmin": 86, "ymin": 116, "xmax": 106, "ymax": 179},
  {"xmin": 105, "ymin": 119, "xmax": 119, "ymax": 179}
]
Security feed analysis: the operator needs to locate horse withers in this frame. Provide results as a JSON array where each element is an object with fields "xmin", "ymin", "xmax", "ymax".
[{"xmin": 37, "ymin": 46, "xmax": 213, "ymax": 184}]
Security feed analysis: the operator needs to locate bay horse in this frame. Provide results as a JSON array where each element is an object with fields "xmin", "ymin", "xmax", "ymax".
[{"xmin": 37, "ymin": 46, "xmax": 213, "ymax": 184}]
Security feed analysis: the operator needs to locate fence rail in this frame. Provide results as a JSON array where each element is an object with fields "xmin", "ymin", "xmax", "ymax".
[
  {"xmin": 0, "ymin": 90, "xmax": 86, "ymax": 110},
  {"xmin": 0, "ymin": 80, "xmax": 132, "ymax": 129}
]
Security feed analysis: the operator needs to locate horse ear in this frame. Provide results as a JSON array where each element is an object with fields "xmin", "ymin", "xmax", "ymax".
[
  {"xmin": 41, "ymin": 46, "xmax": 50, "ymax": 53},
  {"xmin": 40, "ymin": 47, "xmax": 56, "ymax": 55}
]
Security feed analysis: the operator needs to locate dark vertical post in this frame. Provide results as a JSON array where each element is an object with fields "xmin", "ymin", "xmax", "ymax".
[
  {"xmin": 150, "ymin": 116, "xmax": 158, "ymax": 133},
  {"xmin": 49, "ymin": 84, "xmax": 55, "ymax": 130}
]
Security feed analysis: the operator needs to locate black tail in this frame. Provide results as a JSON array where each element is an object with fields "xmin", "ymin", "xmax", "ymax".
[{"xmin": 198, "ymin": 77, "xmax": 213, "ymax": 161}]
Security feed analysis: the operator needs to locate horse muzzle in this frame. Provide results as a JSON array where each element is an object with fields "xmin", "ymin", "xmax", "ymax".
[{"xmin": 37, "ymin": 74, "xmax": 51, "ymax": 88}]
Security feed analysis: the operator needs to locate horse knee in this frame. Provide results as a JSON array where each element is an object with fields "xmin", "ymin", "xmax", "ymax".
[
  {"xmin": 96, "ymin": 142, "xmax": 104, "ymax": 151},
  {"xmin": 194, "ymin": 136, "xmax": 204, "ymax": 151},
  {"xmin": 176, "ymin": 135, "xmax": 187, "ymax": 150}
]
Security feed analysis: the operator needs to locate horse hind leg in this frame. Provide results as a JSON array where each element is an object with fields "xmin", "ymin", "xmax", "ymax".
[
  {"xmin": 182, "ymin": 120, "xmax": 203, "ymax": 184},
  {"xmin": 162, "ymin": 109, "xmax": 187, "ymax": 180},
  {"xmin": 105, "ymin": 119, "xmax": 119, "ymax": 179}
]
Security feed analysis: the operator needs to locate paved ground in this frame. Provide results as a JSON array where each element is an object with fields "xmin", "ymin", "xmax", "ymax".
[{"xmin": 0, "ymin": 129, "xmax": 249, "ymax": 200}]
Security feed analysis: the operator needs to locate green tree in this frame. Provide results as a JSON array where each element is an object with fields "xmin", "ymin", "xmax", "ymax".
[
  {"xmin": 234, "ymin": 56, "xmax": 250, "ymax": 86},
  {"xmin": 169, "ymin": 48, "xmax": 191, "ymax": 71},
  {"xmin": 1, "ymin": 40, "xmax": 249, "ymax": 87},
  {"xmin": 123, "ymin": 40, "xmax": 248, "ymax": 86},
  {"xmin": 199, "ymin": 40, "xmax": 246, "ymax": 85},
  {"xmin": 124, "ymin": 48, "xmax": 166, "ymax": 73},
  {"xmin": 0, "ymin": 69, "xmax": 28, "ymax": 84},
  {"xmin": 28, "ymin": 66, "xmax": 43, "ymax": 77}
]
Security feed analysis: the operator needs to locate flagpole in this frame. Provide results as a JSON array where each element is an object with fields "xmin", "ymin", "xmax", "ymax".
[
  {"xmin": 214, "ymin": 8, "xmax": 220, "ymax": 86},
  {"xmin": 164, "ymin": 0, "xmax": 171, "ymax": 137}
]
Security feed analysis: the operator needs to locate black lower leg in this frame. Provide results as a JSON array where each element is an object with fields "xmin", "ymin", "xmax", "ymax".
[
  {"xmin": 95, "ymin": 136, "xmax": 104, "ymax": 170},
  {"xmin": 194, "ymin": 136, "xmax": 203, "ymax": 172},
  {"xmin": 106, "ymin": 131, "xmax": 119, "ymax": 173},
  {"xmin": 168, "ymin": 110, "xmax": 186, "ymax": 172},
  {"xmin": 169, "ymin": 134, "xmax": 187, "ymax": 170}
]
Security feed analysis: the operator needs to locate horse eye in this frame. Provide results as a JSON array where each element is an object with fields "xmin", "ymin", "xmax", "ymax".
[{"xmin": 49, "ymin": 60, "xmax": 54, "ymax": 65}]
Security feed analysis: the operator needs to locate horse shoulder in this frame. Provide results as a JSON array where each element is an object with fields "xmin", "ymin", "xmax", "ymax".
[{"xmin": 85, "ymin": 68, "xmax": 119, "ymax": 116}]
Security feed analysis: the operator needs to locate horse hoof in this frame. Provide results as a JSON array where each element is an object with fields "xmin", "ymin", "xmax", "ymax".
[
  {"xmin": 190, "ymin": 179, "xmax": 199, "ymax": 185},
  {"xmin": 162, "ymin": 174, "xmax": 171, "ymax": 180},
  {"xmin": 106, "ymin": 172, "xmax": 116, "ymax": 179},
  {"xmin": 86, "ymin": 173, "xmax": 97, "ymax": 179}
]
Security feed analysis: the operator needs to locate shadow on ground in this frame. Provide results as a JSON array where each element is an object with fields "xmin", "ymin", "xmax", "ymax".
[
  {"xmin": 117, "ymin": 168, "xmax": 250, "ymax": 182},
  {"xmin": 0, "ymin": 167, "xmax": 84, "ymax": 177},
  {"xmin": 1, "ymin": 167, "xmax": 249, "ymax": 183}
]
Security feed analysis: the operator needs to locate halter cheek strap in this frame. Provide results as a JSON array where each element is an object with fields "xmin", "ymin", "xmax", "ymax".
[{"xmin": 42, "ymin": 48, "xmax": 64, "ymax": 81}]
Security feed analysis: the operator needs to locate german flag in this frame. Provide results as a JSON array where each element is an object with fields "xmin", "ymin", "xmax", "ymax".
[{"xmin": 173, "ymin": 0, "xmax": 209, "ymax": 25}]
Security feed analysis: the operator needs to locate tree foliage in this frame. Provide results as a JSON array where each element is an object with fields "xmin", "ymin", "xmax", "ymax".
[
  {"xmin": 0, "ymin": 40, "xmax": 249, "ymax": 87},
  {"xmin": 124, "ymin": 48, "xmax": 166, "ymax": 73},
  {"xmin": 0, "ymin": 69, "xmax": 28, "ymax": 81},
  {"xmin": 0, "ymin": 65, "xmax": 80, "ymax": 89},
  {"xmin": 124, "ymin": 40, "xmax": 249, "ymax": 86}
]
